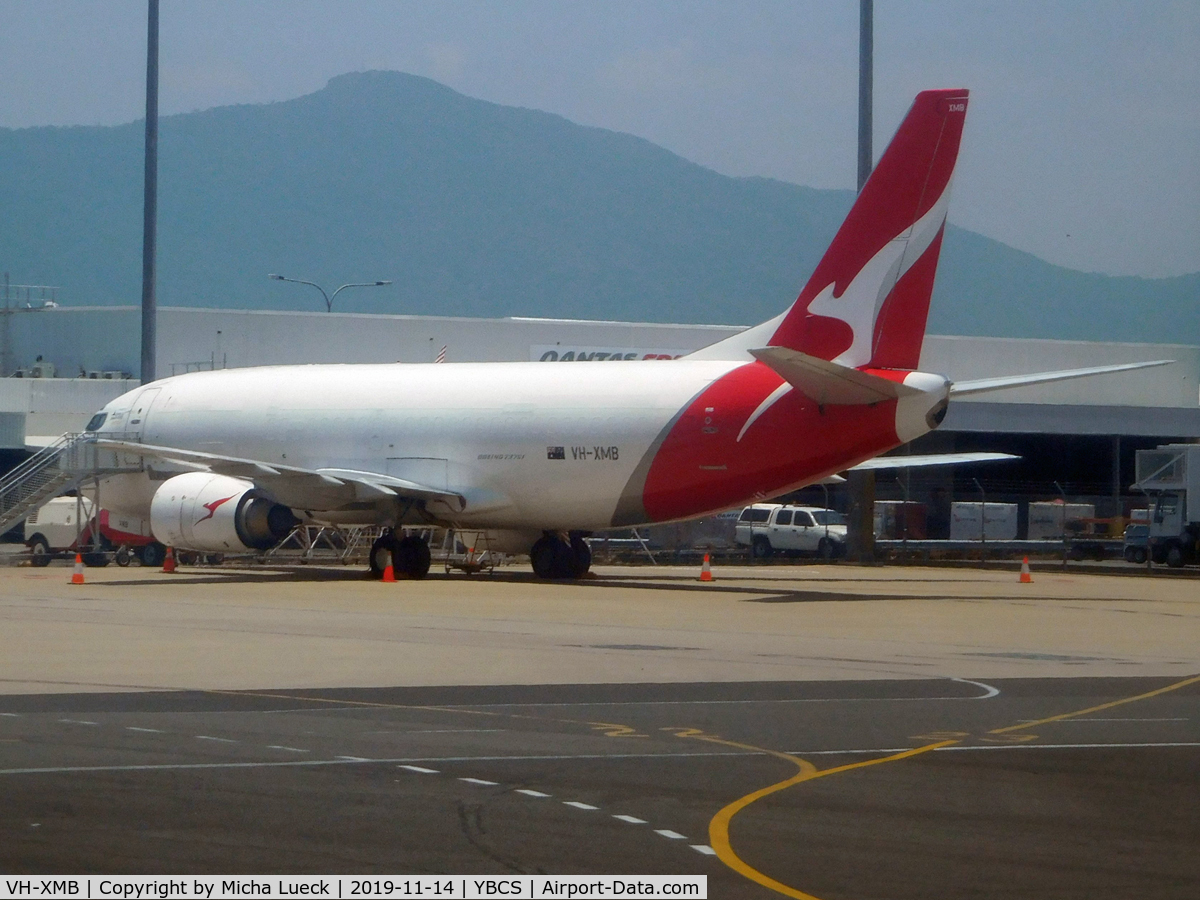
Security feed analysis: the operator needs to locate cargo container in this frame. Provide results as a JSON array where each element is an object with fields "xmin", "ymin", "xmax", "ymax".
[{"xmin": 949, "ymin": 502, "xmax": 1018, "ymax": 542}]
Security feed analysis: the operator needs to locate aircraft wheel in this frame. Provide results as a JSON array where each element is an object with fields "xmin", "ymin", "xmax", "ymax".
[
  {"xmin": 751, "ymin": 536, "xmax": 772, "ymax": 559},
  {"xmin": 531, "ymin": 534, "xmax": 578, "ymax": 579},
  {"xmin": 530, "ymin": 535, "xmax": 558, "ymax": 579},
  {"xmin": 140, "ymin": 542, "xmax": 166, "ymax": 568},
  {"xmin": 115, "ymin": 546, "xmax": 132, "ymax": 567},
  {"xmin": 369, "ymin": 532, "xmax": 394, "ymax": 578},
  {"xmin": 569, "ymin": 533, "xmax": 592, "ymax": 577},
  {"xmin": 28, "ymin": 536, "xmax": 52, "ymax": 567},
  {"xmin": 395, "ymin": 535, "xmax": 432, "ymax": 580}
]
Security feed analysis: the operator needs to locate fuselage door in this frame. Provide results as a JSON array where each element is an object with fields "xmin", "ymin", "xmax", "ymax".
[{"xmin": 123, "ymin": 388, "xmax": 161, "ymax": 442}]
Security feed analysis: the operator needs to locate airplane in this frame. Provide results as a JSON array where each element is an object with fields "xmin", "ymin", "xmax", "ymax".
[{"xmin": 79, "ymin": 89, "xmax": 1167, "ymax": 580}]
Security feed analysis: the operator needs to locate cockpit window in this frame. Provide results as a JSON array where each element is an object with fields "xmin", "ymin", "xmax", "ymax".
[{"xmin": 85, "ymin": 412, "xmax": 107, "ymax": 432}]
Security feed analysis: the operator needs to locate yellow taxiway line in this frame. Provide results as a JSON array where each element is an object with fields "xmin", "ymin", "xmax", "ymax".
[{"xmin": 692, "ymin": 672, "xmax": 1200, "ymax": 899}]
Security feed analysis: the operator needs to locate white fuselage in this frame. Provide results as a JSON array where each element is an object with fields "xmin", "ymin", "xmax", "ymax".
[{"xmin": 93, "ymin": 359, "xmax": 745, "ymax": 534}]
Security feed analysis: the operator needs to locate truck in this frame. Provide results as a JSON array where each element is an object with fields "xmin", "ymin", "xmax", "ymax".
[
  {"xmin": 25, "ymin": 496, "xmax": 98, "ymax": 566},
  {"xmin": 1134, "ymin": 443, "xmax": 1200, "ymax": 567},
  {"xmin": 24, "ymin": 498, "xmax": 166, "ymax": 567},
  {"xmin": 734, "ymin": 504, "xmax": 847, "ymax": 559}
]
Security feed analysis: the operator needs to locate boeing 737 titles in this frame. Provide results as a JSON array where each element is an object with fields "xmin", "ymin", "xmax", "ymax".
[{"xmin": 79, "ymin": 90, "xmax": 1167, "ymax": 579}]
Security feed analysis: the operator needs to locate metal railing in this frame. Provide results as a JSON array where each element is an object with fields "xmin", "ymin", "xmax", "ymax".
[
  {"xmin": 0, "ymin": 432, "xmax": 143, "ymax": 538},
  {"xmin": 0, "ymin": 434, "xmax": 89, "ymax": 536}
]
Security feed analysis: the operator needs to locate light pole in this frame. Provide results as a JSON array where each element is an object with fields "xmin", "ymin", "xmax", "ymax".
[{"xmin": 268, "ymin": 274, "xmax": 391, "ymax": 312}]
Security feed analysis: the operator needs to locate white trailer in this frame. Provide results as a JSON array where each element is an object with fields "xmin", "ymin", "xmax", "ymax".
[{"xmin": 1133, "ymin": 444, "xmax": 1200, "ymax": 567}]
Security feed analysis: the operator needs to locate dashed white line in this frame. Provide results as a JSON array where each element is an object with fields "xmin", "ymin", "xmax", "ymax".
[
  {"xmin": 563, "ymin": 801, "xmax": 599, "ymax": 810},
  {"xmin": 654, "ymin": 830, "xmax": 687, "ymax": 840},
  {"xmin": 515, "ymin": 789, "xmax": 551, "ymax": 798},
  {"xmin": 126, "ymin": 727, "xmax": 164, "ymax": 734},
  {"xmin": 196, "ymin": 735, "xmax": 237, "ymax": 744},
  {"xmin": 267, "ymin": 745, "xmax": 309, "ymax": 753},
  {"xmin": 3, "ymin": 742, "xmax": 1196, "ymax": 777},
  {"xmin": 691, "ymin": 845, "xmax": 717, "ymax": 856},
  {"xmin": 336, "ymin": 756, "xmax": 371, "ymax": 762},
  {"xmin": 613, "ymin": 815, "xmax": 646, "ymax": 824},
  {"xmin": 459, "ymin": 777, "xmax": 498, "ymax": 786},
  {"xmin": 398, "ymin": 764, "xmax": 439, "ymax": 774},
  {"xmin": 0, "ymin": 713, "xmax": 21, "ymax": 717},
  {"xmin": 58, "ymin": 719, "xmax": 99, "ymax": 726}
]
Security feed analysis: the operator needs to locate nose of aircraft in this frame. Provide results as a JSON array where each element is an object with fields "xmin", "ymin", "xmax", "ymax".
[{"xmin": 895, "ymin": 370, "xmax": 952, "ymax": 443}]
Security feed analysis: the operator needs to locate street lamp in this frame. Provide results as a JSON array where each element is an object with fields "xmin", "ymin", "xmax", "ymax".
[{"xmin": 268, "ymin": 274, "xmax": 392, "ymax": 312}]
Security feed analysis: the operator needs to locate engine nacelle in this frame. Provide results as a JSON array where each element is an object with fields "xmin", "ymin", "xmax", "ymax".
[{"xmin": 150, "ymin": 472, "xmax": 297, "ymax": 552}]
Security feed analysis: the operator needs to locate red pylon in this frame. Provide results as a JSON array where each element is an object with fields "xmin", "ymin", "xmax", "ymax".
[
  {"xmin": 70, "ymin": 553, "xmax": 85, "ymax": 585},
  {"xmin": 162, "ymin": 546, "xmax": 177, "ymax": 574},
  {"xmin": 1019, "ymin": 556, "xmax": 1032, "ymax": 584},
  {"xmin": 382, "ymin": 550, "xmax": 396, "ymax": 583},
  {"xmin": 699, "ymin": 552, "xmax": 713, "ymax": 582}
]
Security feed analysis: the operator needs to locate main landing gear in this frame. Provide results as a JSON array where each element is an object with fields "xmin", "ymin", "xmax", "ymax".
[
  {"xmin": 369, "ymin": 530, "xmax": 432, "ymax": 580},
  {"xmin": 530, "ymin": 532, "xmax": 591, "ymax": 579}
]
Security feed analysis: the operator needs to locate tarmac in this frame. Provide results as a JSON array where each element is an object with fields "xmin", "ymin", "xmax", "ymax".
[{"xmin": 0, "ymin": 561, "xmax": 1197, "ymax": 897}]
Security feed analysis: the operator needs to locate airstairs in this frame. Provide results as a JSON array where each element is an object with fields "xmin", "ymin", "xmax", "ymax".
[{"xmin": 0, "ymin": 433, "xmax": 134, "ymax": 538}]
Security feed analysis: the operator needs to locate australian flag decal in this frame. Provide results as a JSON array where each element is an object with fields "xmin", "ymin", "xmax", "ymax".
[{"xmin": 547, "ymin": 446, "xmax": 565, "ymax": 460}]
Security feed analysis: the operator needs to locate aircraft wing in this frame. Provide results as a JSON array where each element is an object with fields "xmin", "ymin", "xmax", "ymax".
[
  {"xmin": 849, "ymin": 452, "xmax": 1018, "ymax": 470},
  {"xmin": 750, "ymin": 346, "xmax": 921, "ymax": 405},
  {"xmin": 950, "ymin": 360, "xmax": 1173, "ymax": 396},
  {"xmin": 92, "ymin": 438, "xmax": 466, "ymax": 513}
]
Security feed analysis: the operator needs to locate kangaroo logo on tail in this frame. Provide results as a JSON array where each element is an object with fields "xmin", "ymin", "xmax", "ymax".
[{"xmin": 771, "ymin": 90, "xmax": 968, "ymax": 369}]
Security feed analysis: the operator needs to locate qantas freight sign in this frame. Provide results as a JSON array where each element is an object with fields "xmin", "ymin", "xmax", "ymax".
[
  {"xmin": 79, "ymin": 90, "xmax": 1168, "ymax": 580},
  {"xmin": 533, "ymin": 346, "xmax": 688, "ymax": 361}
]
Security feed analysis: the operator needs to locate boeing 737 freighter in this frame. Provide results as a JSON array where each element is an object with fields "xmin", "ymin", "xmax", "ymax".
[{"xmin": 78, "ymin": 90, "xmax": 1164, "ymax": 579}]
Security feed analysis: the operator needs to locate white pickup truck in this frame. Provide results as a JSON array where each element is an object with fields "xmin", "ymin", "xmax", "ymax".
[{"xmin": 734, "ymin": 504, "xmax": 847, "ymax": 559}]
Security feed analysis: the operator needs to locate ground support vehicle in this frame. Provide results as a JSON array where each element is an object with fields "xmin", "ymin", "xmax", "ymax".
[
  {"xmin": 1123, "ymin": 524, "xmax": 1149, "ymax": 564},
  {"xmin": 1134, "ymin": 444, "xmax": 1200, "ymax": 567},
  {"xmin": 102, "ymin": 510, "xmax": 166, "ymax": 566},
  {"xmin": 734, "ymin": 504, "xmax": 847, "ymax": 559},
  {"xmin": 438, "ymin": 529, "xmax": 504, "ymax": 575},
  {"xmin": 25, "ymin": 499, "xmax": 167, "ymax": 567},
  {"xmin": 23, "ymin": 497, "xmax": 113, "ymax": 567}
]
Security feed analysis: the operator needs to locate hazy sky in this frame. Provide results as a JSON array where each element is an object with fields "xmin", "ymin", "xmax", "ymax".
[{"xmin": 1, "ymin": 0, "xmax": 1197, "ymax": 278}]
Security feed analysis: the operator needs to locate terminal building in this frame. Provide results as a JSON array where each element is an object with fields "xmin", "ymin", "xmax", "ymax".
[{"xmin": 2, "ymin": 305, "xmax": 1197, "ymax": 539}]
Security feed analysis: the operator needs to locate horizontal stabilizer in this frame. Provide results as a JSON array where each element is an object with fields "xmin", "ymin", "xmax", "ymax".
[
  {"xmin": 750, "ymin": 346, "xmax": 920, "ymax": 406},
  {"xmin": 850, "ymin": 451, "xmax": 1018, "ymax": 471},
  {"xmin": 950, "ymin": 360, "xmax": 1173, "ymax": 396}
]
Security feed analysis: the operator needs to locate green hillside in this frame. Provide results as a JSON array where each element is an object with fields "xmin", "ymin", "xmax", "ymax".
[{"xmin": 1, "ymin": 70, "xmax": 1195, "ymax": 342}]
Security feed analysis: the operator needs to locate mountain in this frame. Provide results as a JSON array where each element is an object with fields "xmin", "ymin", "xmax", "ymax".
[{"xmin": 1, "ymin": 70, "xmax": 1195, "ymax": 342}]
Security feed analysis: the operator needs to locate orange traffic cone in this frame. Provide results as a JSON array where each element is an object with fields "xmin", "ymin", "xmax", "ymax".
[
  {"xmin": 70, "ymin": 553, "xmax": 85, "ymax": 585},
  {"xmin": 162, "ymin": 546, "xmax": 177, "ymax": 574},
  {"xmin": 382, "ymin": 550, "xmax": 396, "ymax": 583},
  {"xmin": 699, "ymin": 552, "xmax": 713, "ymax": 582},
  {"xmin": 1019, "ymin": 556, "xmax": 1032, "ymax": 584}
]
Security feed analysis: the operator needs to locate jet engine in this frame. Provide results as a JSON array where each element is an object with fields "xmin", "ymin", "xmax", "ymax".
[{"xmin": 150, "ymin": 472, "xmax": 298, "ymax": 552}]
